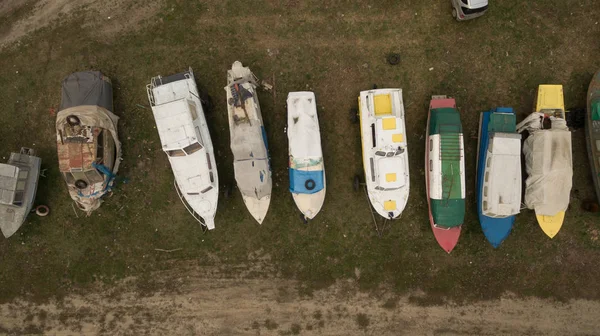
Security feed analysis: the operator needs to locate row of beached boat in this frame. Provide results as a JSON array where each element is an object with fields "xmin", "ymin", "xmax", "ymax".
[{"xmin": 1, "ymin": 63, "xmax": 599, "ymax": 254}]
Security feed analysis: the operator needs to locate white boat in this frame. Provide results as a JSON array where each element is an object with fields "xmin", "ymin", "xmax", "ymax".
[
  {"xmin": 0, "ymin": 148, "xmax": 41, "ymax": 238},
  {"xmin": 225, "ymin": 61, "xmax": 272, "ymax": 224},
  {"xmin": 287, "ymin": 92, "xmax": 326, "ymax": 220},
  {"xmin": 358, "ymin": 89, "xmax": 409, "ymax": 219},
  {"xmin": 147, "ymin": 68, "xmax": 219, "ymax": 230}
]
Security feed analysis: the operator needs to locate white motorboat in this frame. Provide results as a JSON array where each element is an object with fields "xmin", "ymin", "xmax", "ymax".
[
  {"xmin": 225, "ymin": 61, "xmax": 272, "ymax": 224},
  {"xmin": 287, "ymin": 91, "xmax": 325, "ymax": 220},
  {"xmin": 147, "ymin": 68, "xmax": 219, "ymax": 230},
  {"xmin": 358, "ymin": 89, "xmax": 410, "ymax": 219}
]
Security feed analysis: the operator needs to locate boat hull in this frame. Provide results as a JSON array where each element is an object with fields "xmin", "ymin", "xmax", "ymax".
[
  {"xmin": 426, "ymin": 97, "xmax": 463, "ymax": 253},
  {"xmin": 476, "ymin": 109, "xmax": 517, "ymax": 248},
  {"xmin": 586, "ymin": 70, "xmax": 600, "ymax": 206}
]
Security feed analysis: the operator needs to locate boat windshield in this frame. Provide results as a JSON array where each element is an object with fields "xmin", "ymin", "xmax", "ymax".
[
  {"xmin": 167, "ymin": 149, "xmax": 186, "ymax": 157},
  {"xmin": 375, "ymin": 148, "xmax": 404, "ymax": 157},
  {"xmin": 184, "ymin": 142, "xmax": 203, "ymax": 155}
]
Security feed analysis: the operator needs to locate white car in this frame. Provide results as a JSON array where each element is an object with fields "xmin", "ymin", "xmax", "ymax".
[
  {"xmin": 451, "ymin": 0, "xmax": 488, "ymax": 21},
  {"xmin": 147, "ymin": 68, "xmax": 219, "ymax": 230}
]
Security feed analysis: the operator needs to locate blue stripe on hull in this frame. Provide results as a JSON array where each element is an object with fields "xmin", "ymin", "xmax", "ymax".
[{"xmin": 476, "ymin": 108, "xmax": 516, "ymax": 248}]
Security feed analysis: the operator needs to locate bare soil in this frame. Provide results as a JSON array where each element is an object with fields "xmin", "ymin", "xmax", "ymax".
[{"xmin": 1, "ymin": 261, "xmax": 599, "ymax": 335}]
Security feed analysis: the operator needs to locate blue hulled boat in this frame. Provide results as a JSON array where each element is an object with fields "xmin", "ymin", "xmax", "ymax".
[{"xmin": 476, "ymin": 107, "xmax": 522, "ymax": 248}]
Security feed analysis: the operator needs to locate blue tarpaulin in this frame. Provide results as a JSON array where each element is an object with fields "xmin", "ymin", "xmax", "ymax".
[{"xmin": 289, "ymin": 168, "xmax": 324, "ymax": 194}]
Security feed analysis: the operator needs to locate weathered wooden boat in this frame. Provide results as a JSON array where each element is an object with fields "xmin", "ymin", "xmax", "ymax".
[
  {"xmin": 586, "ymin": 70, "xmax": 600, "ymax": 206},
  {"xmin": 56, "ymin": 71, "xmax": 121, "ymax": 214}
]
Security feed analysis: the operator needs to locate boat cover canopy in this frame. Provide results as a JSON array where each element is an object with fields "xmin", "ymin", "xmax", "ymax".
[
  {"xmin": 520, "ymin": 115, "xmax": 572, "ymax": 216},
  {"xmin": 60, "ymin": 71, "xmax": 113, "ymax": 111},
  {"xmin": 482, "ymin": 133, "xmax": 521, "ymax": 217},
  {"xmin": 289, "ymin": 169, "xmax": 324, "ymax": 194}
]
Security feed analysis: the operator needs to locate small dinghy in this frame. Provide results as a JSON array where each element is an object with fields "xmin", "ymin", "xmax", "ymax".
[
  {"xmin": 56, "ymin": 71, "xmax": 122, "ymax": 213},
  {"xmin": 586, "ymin": 70, "xmax": 600, "ymax": 206},
  {"xmin": 476, "ymin": 107, "xmax": 521, "ymax": 248},
  {"xmin": 287, "ymin": 92, "xmax": 325, "ymax": 220},
  {"xmin": 426, "ymin": 96, "xmax": 465, "ymax": 253},
  {"xmin": 147, "ymin": 68, "xmax": 219, "ymax": 230},
  {"xmin": 225, "ymin": 61, "xmax": 272, "ymax": 224},
  {"xmin": 358, "ymin": 89, "xmax": 409, "ymax": 219},
  {"xmin": 516, "ymin": 85, "xmax": 572, "ymax": 238},
  {"xmin": 0, "ymin": 148, "xmax": 41, "ymax": 238}
]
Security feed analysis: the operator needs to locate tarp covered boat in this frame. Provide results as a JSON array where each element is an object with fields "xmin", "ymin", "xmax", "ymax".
[
  {"xmin": 0, "ymin": 148, "xmax": 41, "ymax": 238},
  {"xmin": 56, "ymin": 71, "xmax": 121, "ymax": 214},
  {"xmin": 516, "ymin": 85, "xmax": 572, "ymax": 238},
  {"xmin": 586, "ymin": 70, "xmax": 600, "ymax": 206},
  {"xmin": 426, "ymin": 96, "xmax": 465, "ymax": 253},
  {"xmin": 476, "ymin": 107, "xmax": 521, "ymax": 248},
  {"xmin": 147, "ymin": 68, "xmax": 219, "ymax": 230},
  {"xmin": 225, "ymin": 61, "xmax": 272, "ymax": 224},
  {"xmin": 358, "ymin": 89, "xmax": 410, "ymax": 219},
  {"xmin": 287, "ymin": 92, "xmax": 325, "ymax": 220}
]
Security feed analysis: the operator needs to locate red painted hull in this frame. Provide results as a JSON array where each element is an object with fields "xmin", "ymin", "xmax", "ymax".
[{"xmin": 425, "ymin": 97, "xmax": 462, "ymax": 253}]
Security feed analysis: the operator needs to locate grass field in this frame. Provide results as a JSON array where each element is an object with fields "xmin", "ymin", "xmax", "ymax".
[{"xmin": 0, "ymin": 0, "xmax": 599, "ymax": 305}]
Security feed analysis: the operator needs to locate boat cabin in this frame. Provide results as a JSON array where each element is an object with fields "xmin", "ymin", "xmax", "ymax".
[
  {"xmin": 153, "ymin": 99, "xmax": 215, "ymax": 194},
  {"xmin": 481, "ymin": 132, "xmax": 522, "ymax": 218},
  {"xmin": 366, "ymin": 92, "xmax": 408, "ymax": 190}
]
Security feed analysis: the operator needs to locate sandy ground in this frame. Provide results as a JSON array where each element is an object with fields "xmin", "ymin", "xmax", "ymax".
[
  {"xmin": 1, "ymin": 262, "xmax": 599, "ymax": 335},
  {"xmin": 0, "ymin": 0, "xmax": 163, "ymax": 48}
]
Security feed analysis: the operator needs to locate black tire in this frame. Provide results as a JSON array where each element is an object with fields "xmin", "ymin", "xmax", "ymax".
[
  {"xmin": 67, "ymin": 115, "xmax": 81, "ymax": 126},
  {"xmin": 350, "ymin": 108, "xmax": 359, "ymax": 123},
  {"xmin": 305, "ymin": 179, "xmax": 316, "ymax": 191},
  {"xmin": 74, "ymin": 180, "xmax": 88, "ymax": 189},
  {"xmin": 353, "ymin": 175, "xmax": 361, "ymax": 192},
  {"xmin": 386, "ymin": 53, "xmax": 401, "ymax": 66}
]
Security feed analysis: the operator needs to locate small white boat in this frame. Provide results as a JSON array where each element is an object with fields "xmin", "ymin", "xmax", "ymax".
[
  {"xmin": 225, "ymin": 61, "xmax": 272, "ymax": 224},
  {"xmin": 0, "ymin": 148, "xmax": 41, "ymax": 238},
  {"xmin": 287, "ymin": 92, "xmax": 326, "ymax": 220},
  {"xmin": 147, "ymin": 68, "xmax": 219, "ymax": 230},
  {"xmin": 358, "ymin": 89, "xmax": 409, "ymax": 219}
]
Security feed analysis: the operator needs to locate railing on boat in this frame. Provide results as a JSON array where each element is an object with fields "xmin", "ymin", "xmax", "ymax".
[{"xmin": 173, "ymin": 179, "xmax": 207, "ymax": 232}]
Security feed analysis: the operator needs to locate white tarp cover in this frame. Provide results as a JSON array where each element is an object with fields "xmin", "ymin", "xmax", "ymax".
[{"xmin": 521, "ymin": 119, "xmax": 572, "ymax": 216}]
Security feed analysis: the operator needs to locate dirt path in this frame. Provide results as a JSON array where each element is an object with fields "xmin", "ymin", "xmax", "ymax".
[{"xmin": 1, "ymin": 264, "xmax": 599, "ymax": 335}]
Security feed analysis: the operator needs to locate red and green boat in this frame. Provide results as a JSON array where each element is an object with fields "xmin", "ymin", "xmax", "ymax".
[{"xmin": 425, "ymin": 96, "xmax": 465, "ymax": 253}]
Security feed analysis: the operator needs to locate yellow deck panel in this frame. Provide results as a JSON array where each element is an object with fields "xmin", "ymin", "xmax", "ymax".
[
  {"xmin": 536, "ymin": 211, "xmax": 565, "ymax": 238},
  {"xmin": 374, "ymin": 94, "xmax": 392, "ymax": 116},
  {"xmin": 392, "ymin": 133, "xmax": 404, "ymax": 143},
  {"xmin": 386, "ymin": 173, "xmax": 397, "ymax": 182},
  {"xmin": 536, "ymin": 85, "xmax": 565, "ymax": 111},
  {"xmin": 384, "ymin": 200, "xmax": 396, "ymax": 211},
  {"xmin": 382, "ymin": 117, "xmax": 396, "ymax": 130}
]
